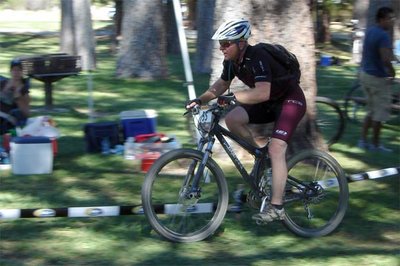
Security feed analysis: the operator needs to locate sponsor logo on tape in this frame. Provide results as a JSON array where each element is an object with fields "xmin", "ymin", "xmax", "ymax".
[
  {"xmin": 132, "ymin": 206, "xmax": 144, "ymax": 214},
  {"xmin": 33, "ymin": 209, "xmax": 56, "ymax": 217},
  {"xmin": 350, "ymin": 174, "xmax": 364, "ymax": 181},
  {"xmin": 85, "ymin": 208, "xmax": 103, "ymax": 216},
  {"xmin": 186, "ymin": 205, "xmax": 197, "ymax": 212}
]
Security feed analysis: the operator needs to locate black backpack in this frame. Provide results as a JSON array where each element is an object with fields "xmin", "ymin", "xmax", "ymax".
[{"xmin": 255, "ymin": 43, "xmax": 301, "ymax": 80}]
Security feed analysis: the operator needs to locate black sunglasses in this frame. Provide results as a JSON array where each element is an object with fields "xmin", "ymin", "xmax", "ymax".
[{"xmin": 219, "ymin": 40, "xmax": 237, "ymax": 48}]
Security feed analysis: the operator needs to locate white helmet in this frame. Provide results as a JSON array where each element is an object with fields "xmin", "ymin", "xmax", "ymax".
[{"xmin": 212, "ymin": 19, "xmax": 251, "ymax": 41}]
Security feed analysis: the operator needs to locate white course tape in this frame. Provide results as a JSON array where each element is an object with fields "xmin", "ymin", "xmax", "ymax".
[{"xmin": 0, "ymin": 167, "xmax": 398, "ymax": 219}]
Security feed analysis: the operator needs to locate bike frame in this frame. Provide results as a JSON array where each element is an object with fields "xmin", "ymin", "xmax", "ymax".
[
  {"xmin": 190, "ymin": 109, "xmax": 268, "ymax": 194},
  {"xmin": 188, "ymin": 106, "xmax": 312, "ymax": 199}
]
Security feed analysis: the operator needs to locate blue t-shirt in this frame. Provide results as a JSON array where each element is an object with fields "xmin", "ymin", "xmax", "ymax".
[{"xmin": 361, "ymin": 25, "xmax": 392, "ymax": 77}]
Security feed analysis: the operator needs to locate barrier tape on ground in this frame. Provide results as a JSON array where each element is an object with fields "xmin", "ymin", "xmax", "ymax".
[
  {"xmin": 346, "ymin": 166, "xmax": 400, "ymax": 182},
  {"xmin": 0, "ymin": 205, "xmax": 144, "ymax": 219},
  {"xmin": 0, "ymin": 167, "xmax": 398, "ymax": 220}
]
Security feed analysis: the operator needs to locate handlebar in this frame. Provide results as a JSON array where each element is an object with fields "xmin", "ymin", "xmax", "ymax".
[{"xmin": 184, "ymin": 102, "xmax": 230, "ymax": 117}]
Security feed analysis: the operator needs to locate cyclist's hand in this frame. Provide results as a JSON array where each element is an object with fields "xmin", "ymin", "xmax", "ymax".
[
  {"xmin": 185, "ymin": 98, "xmax": 202, "ymax": 110},
  {"xmin": 217, "ymin": 93, "xmax": 237, "ymax": 106}
]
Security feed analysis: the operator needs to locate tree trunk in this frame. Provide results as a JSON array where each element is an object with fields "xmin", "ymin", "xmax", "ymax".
[
  {"xmin": 60, "ymin": 0, "xmax": 96, "ymax": 71},
  {"xmin": 194, "ymin": 0, "xmax": 215, "ymax": 74},
  {"xmin": 186, "ymin": 0, "xmax": 197, "ymax": 30},
  {"xmin": 210, "ymin": 0, "xmax": 322, "ymax": 156},
  {"xmin": 60, "ymin": 0, "xmax": 75, "ymax": 55},
  {"xmin": 353, "ymin": 0, "xmax": 369, "ymax": 30},
  {"xmin": 72, "ymin": 0, "xmax": 96, "ymax": 71},
  {"xmin": 116, "ymin": 0, "xmax": 167, "ymax": 79},
  {"xmin": 166, "ymin": 0, "xmax": 180, "ymax": 55}
]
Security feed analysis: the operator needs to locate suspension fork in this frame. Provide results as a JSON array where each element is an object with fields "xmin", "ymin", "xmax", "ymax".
[{"xmin": 184, "ymin": 138, "xmax": 216, "ymax": 199}]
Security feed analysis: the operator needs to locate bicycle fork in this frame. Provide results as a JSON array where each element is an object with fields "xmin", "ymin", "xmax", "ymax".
[{"xmin": 183, "ymin": 138, "xmax": 216, "ymax": 200}]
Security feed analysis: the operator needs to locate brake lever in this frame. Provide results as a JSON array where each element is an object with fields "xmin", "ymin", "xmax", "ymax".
[{"xmin": 183, "ymin": 105, "xmax": 200, "ymax": 116}]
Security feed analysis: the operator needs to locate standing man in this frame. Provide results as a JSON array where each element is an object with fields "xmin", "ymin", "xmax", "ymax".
[
  {"xmin": 186, "ymin": 19, "xmax": 306, "ymax": 223},
  {"xmin": 358, "ymin": 7, "xmax": 396, "ymax": 152}
]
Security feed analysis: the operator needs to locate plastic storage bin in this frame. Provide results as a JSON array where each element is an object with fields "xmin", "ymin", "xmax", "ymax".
[
  {"xmin": 84, "ymin": 122, "xmax": 120, "ymax": 153},
  {"xmin": 124, "ymin": 133, "xmax": 181, "ymax": 160},
  {"xmin": 120, "ymin": 109, "xmax": 157, "ymax": 140},
  {"xmin": 10, "ymin": 136, "xmax": 53, "ymax": 175}
]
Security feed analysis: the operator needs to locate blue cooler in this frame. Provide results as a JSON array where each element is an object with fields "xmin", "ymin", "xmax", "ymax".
[
  {"xmin": 10, "ymin": 136, "xmax": 53, "ymax": 175},
  {"xmin": 120, "ymin": 109, "xmax": 157, "ymax": 140},
  {"xmin": 320, "ymin": 55, "xmax": 332, "ymax": 66}
]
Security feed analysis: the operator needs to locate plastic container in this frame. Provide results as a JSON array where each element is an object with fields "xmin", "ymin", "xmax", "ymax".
[
  {"xmin": 320, "ymin": 55, "xmax": 332, "ymax": 66},
  {"xmin": 83, "ymin": 122, "xmax": 120, "ymax": 153},
  {"xmin": 120, "ymin": 109, "xmax": 157, "ymax": 139},
  {"xmin": 124, "ymin": 137, "xmax": 135, "ymax": 160},
  {"xmin": 10, "ymin": 136, "xmax": 53, "ymax": 175},
  {"xmin": 141, "ymin": 152, "xmax": 161, "ymax": 172}
]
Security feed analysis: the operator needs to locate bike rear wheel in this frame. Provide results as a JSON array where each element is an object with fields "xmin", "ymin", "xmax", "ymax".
[
  {"xmin": 283, "ymin": 149, "xmax": 348, "ymax": 237},
  {"xmin": 141, "ymin": 148, "xmax": 229, "ymax": 243}
]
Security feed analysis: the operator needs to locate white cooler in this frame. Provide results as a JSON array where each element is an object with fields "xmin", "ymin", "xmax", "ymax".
[{"xmin": 10, "ymin": 136, "xmax": 53, "ymax": 175}]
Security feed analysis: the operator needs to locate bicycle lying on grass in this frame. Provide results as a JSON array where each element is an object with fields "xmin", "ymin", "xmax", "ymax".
[{"xmin": 141, "ymin": 103, "xmax": 349, "ymax": 243}]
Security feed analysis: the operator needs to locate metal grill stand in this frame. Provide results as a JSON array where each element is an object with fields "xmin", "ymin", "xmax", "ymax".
[{"xmin": 20, "ymin": 54, "xmax": 81, "ymax": 109}]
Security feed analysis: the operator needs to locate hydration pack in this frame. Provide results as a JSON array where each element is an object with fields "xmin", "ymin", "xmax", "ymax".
[{"xmin": 256, "ymin": 43, "xmax": 301, "ymax": 80}]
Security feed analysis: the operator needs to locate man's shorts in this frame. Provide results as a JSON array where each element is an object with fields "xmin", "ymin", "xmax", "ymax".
[
  {"xmin": 360, "ymin": 71, "xmax": 392, "ymax": 122},
  {"xmin": 241, "ymin": 85, "xmax": 306, "ymax": 143}
]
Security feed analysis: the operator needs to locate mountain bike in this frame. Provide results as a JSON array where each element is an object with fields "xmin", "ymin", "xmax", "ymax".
[
  {"xmin": 344, "ymin": 78, "xmax": 400, "ymax": 122},
  {"xmin": 141, "ymin": 103, "xmax": 349, "ymax": 243},
  {"xmin": 315, "ymin": 96, "xmax": 346, "ymax": 146}
]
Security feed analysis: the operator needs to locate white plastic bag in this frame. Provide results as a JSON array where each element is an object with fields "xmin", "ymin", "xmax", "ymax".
[{"xmin": 20, "ymin": 116, "xmax": 60, "ymax": 138}]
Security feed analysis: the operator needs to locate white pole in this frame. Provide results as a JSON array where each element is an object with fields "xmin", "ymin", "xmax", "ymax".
[
  {"xmin": 87, "ymin": 70, "xmax": 94, "ymax": 122},
  {"xmin": 172, "ymin": 0, "xmax": 200, "ymax": 142},
  {"xmin": 172, "ymin": 0, "xmax": 196, "ymax": 99}
]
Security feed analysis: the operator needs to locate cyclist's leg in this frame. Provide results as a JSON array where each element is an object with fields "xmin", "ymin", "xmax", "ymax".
[
  {"xmin": 269, "ymin": 91, "xmax": 306, "ymax": 205},
  {"xmin": 268, "ymin": 138, "xmax": 287, "ymax": 206},
  {"xmin": 224, "ymin": 106, "xmax": 260, "ymax": 147},
  {"xmin": 253, "ymin": 86, "xmax": 306, "ymax": 223}
]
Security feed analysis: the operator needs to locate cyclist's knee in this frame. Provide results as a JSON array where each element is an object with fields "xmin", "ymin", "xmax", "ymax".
[
  {"xmin": 225, "ymin": 107, "xmax": 248, "ymax": 129},
  {"xmin": 268, "ymin": 138, "xmax": 287, "ymax": 159}
]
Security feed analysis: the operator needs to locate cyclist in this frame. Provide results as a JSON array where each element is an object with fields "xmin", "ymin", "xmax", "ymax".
[{"xmin": 186, "ymin": 19, "xmax": 306, "ymax": 223}]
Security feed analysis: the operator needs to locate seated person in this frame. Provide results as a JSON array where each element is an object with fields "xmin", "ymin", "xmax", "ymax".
[{"xmin": 0, "ymin": 59, "xmax": 31, "ymax": 135}]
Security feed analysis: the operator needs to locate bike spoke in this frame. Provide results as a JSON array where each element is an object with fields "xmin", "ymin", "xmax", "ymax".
[
  {"xmin": 283, "ymin": 150, "xmax": 348, "ymax": 237},
  {"xmin": 142, "ymin": 150, "xmax": 228, "ymax": 242}
]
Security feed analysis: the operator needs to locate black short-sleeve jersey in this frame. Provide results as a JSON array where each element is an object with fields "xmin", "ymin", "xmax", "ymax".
[{"xmin": 220, "ymin": 44, "xmax": 298, "ymax": 100}]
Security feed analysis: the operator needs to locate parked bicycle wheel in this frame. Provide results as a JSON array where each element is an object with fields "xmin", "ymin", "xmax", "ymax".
[
  {"xmin": 283, "ymin": 149, "xmax": 349, "ymax": 237},
  {"xmin": 315, "ymin": 96, "xmax": 346, "ymax": 146},
  {"xmin": 141, "ymin": 148, "xmax": 229, "ymax": 243},
  {"xmin": 344, "ymin": 83, "xmax": 367, "ymax": 122}
]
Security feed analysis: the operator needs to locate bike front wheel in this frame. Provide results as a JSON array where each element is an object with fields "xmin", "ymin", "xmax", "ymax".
[
  {"xmin": 283, "ymin": 149, "xmax": 349, "ymax": 237},
  {"xmin": 141, "ymin": 148, "xmax": 229, "ymax": 243}
]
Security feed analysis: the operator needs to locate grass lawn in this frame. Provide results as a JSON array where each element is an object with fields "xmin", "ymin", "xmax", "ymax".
[{"xmin": 0, "ymin": 15, "xmax": 399, "ymax": 266}]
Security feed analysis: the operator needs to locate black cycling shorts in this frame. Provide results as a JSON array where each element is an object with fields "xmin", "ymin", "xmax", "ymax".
[{"xmin": 241, "ymin": 84, "xmax": 306, "ymax": 143}]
